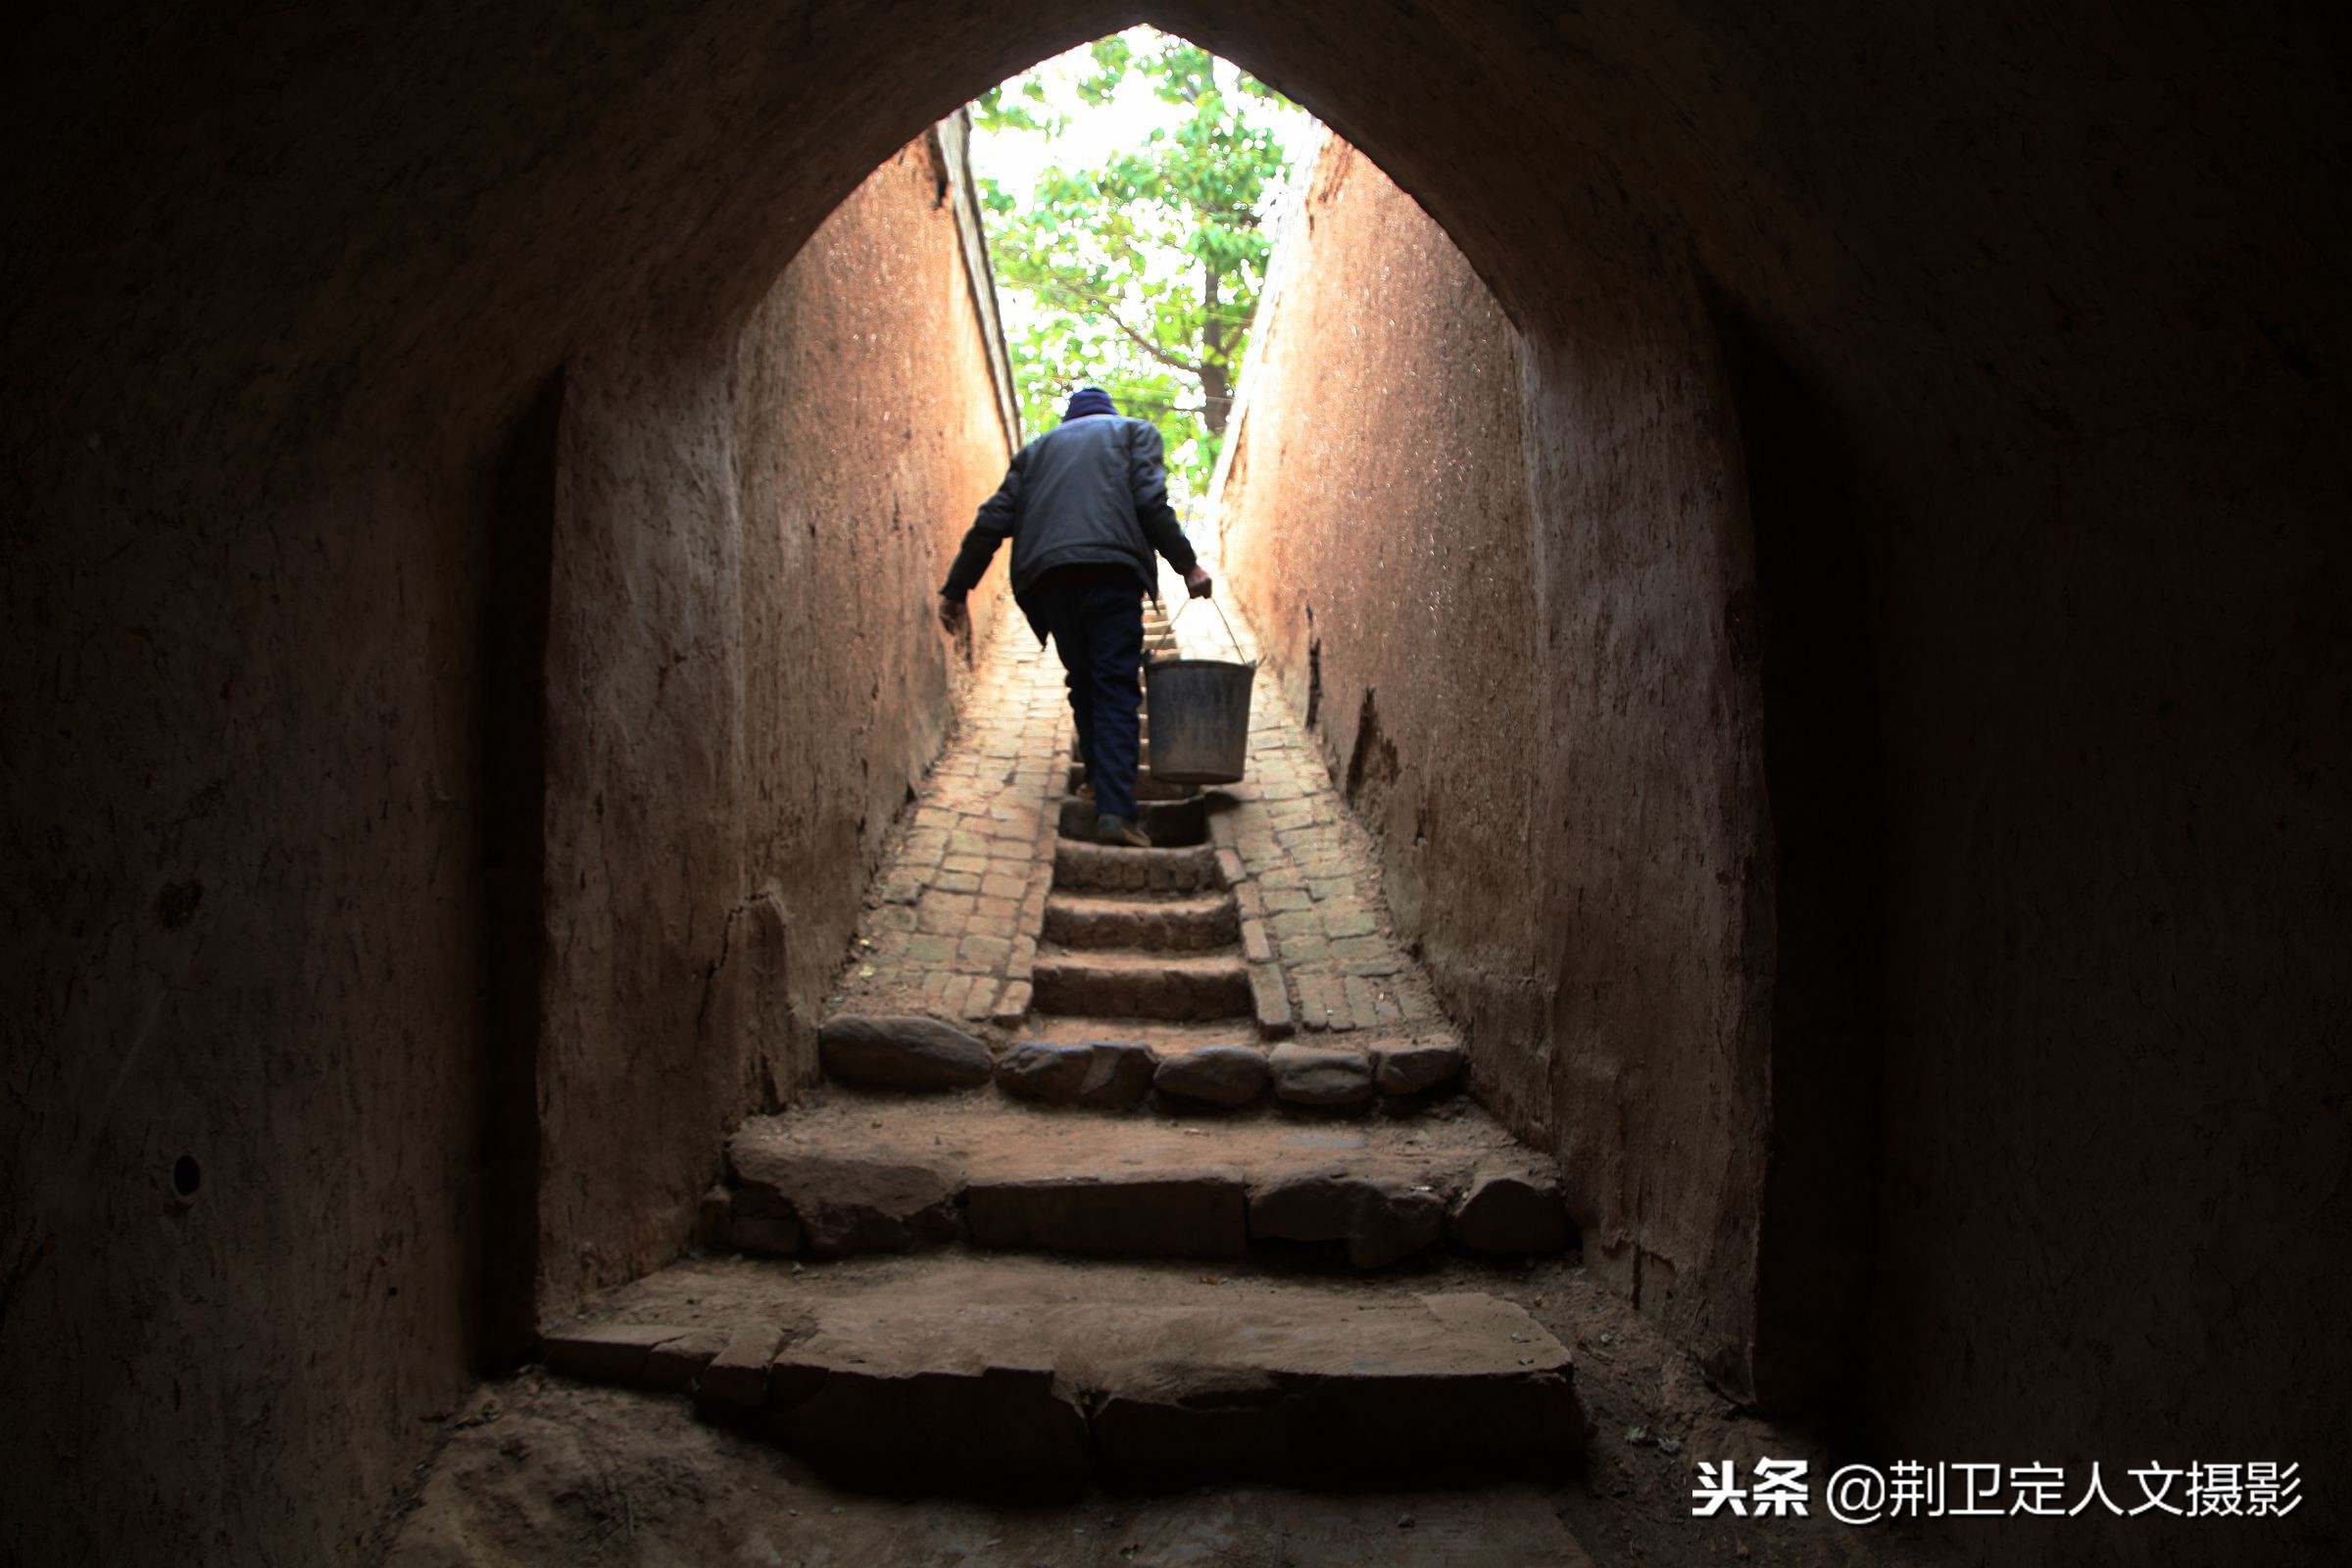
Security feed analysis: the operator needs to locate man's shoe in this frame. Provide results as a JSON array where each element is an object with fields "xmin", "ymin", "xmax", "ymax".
[{"xmin": 1096, "ymin": 813, "xmax": 1152, "ymax": 849}]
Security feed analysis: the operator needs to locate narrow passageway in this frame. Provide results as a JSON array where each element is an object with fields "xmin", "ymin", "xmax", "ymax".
[
  {"xmin": 389, "ymin": 603, "xmax": 1916, "ymax": 1566},
  {"xmin": 7, "ymin": 3, "xmax": 2342, "ymax": 1564},
  {"xmin": 543, "ymin": 594, "xmax": 1582, "ymax": 1460}
]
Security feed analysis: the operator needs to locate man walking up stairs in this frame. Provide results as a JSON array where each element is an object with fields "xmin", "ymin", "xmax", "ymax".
[{"xmin": 938, "ymin": 384, "xmax": 1213, "ymax": 848}]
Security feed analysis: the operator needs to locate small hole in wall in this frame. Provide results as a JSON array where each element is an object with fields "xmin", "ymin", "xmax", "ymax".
[{"xmin": 172, "ymin": 1154, "xmax": 202, "ymax": 1201}]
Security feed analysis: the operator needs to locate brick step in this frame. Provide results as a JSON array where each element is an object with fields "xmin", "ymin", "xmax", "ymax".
[
  {"xmin": 1052, "ymin": 840, "xmax": 1220, "ymax": 893},
  {"xmin": 1016, "ymin": 1014, "xmax": 1272, "ymax": 1054},
  {"xmin": 1043, "ymin": 891, "xmax": 1240, "ymax": 952},
  {"xmin": 713, "ymin": 1098, "xmax": 1575, "ymax": 1268},
  {"xmin": 539, "ymin": 1253, "xmax": 1585, "ymax": 1493},
  {"xmin": 1032, "ymin": 950, "xmax": 1252, "ymax": 1020},
  {"xmin": 1055, "ymin": 795, "xmax": 1205, "ymax": 846}
]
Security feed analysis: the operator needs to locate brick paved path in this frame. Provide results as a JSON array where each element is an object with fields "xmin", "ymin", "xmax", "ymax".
[{"xmin": 829, "ymin": 595, "xmax": 1457, "ymax": 1049}]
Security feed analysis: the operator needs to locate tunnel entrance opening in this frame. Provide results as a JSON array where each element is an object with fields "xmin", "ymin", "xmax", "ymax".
[
  {"xmin": 485, "ymin": 14, "xmax": 1861, "ymax": 1431},
  {"xmin": 967, "ymin": 26, "xmax": 1322, "ymax": 515}
]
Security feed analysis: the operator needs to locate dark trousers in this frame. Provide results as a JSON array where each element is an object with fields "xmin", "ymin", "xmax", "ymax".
[{"xmin": 1033, "ymin": 577, "xmax": 1146, "ymax": 822}]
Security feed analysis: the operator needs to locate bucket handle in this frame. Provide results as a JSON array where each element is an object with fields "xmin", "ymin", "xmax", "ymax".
[{"xmin": 1165, "ymin": 593, "xmax": 1255, "ymax": 665}]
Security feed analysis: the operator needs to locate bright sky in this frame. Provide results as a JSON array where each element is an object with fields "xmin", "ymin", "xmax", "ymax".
[
  {"xmin": 971, "ymin": 28, "xmax": 1323, "ymax": 211},
  {"xmin": 966, "ymin": 27, "xmax": 1324, "ymax": 514}
]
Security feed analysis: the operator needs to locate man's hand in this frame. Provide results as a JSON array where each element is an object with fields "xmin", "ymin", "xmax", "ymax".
[
  {"xmin": 938, "ymin": 593, "xmax": 968, "ymax": 632},
  {"xmin": 1184, "ymin": 565, "xmax": 1213, "ymax": 599}
]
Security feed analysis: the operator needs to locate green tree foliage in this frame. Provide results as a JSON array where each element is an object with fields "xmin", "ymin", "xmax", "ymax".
[{"xmin": 975, "ymin": 32, "xmax": 1302, "ymax": 501}]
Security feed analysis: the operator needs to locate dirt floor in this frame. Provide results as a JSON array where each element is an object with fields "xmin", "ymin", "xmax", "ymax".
[{"xmin": 376, "ymin": 1252, "xmax": 1965, "ymax": 1567}]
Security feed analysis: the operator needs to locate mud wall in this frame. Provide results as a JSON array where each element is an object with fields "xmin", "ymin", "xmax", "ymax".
[
  {"xmin": 1, "ymin": 444, "xmax": 491, "ymax": 1564},
  {"xmin": 1217, "ymin": 143, "xmax": 1779, "ymax": 1392},
  {"xmin": 532, "ymin": 134, "xmax": 1014, "ymax": 1318},
  {"xmin": 1205, "ymin": 10, "xmax": 2348, "ymax": 1557},
  {"xmin": 0, "ymin": 119, "xmax": 1011, "ymax": 1564}
]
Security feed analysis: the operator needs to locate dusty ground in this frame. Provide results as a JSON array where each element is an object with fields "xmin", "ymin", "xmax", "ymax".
[
  {"xmin": 382, "ymin": 1382, "xmax": 1590, "ymax": 1568},
  {"xmin": 376, "ymin": 1251, "xmax": 1964, "ymax": 1567}
]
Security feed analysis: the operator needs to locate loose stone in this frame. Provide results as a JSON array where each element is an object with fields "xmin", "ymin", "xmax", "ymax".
[
  {"xmin": 1153, "ymin": 1044, "xmax": 1271, "ymax": 1106},
  {"xmin": 998, "ymin": 1041, "xmax": 1157, "ymax": 1108},
  {"xmin": 1250, "ymin": 1168, "xmax": 1445, "ymax": 1267},
  {"xmin": 1268, "ymin": 1042, "xmax": 1376, "ymax": 1106},
  {"xmin": 817, "ymin": 1014, "xmax": 993, "ymax": 1091},
  {"xmin": 1374, "ymin": 1042, "xmax": 1464, "ymax": 1097},
  {"xmin": 1449, "ymin": 1171, "xmax": 1574, "ymax": 1254}
]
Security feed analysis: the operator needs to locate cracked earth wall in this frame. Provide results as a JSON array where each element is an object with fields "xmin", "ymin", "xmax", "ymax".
[
  {"xmin": 531, "ymin": 133, "xmax": 1015, "ymax": 1327},
  {"xmin": 1217, "ymin": 84, "xmax": 2347, "ymax": 1568},
  {"xmin": 1218, "ymin": 141, "xmax": 1779, "ymax": 1396}
]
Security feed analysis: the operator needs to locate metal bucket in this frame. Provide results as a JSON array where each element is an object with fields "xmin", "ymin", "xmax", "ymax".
[{"xmin": 1145, "ymin": 599, "xmax": 1256, "ymax": 785}]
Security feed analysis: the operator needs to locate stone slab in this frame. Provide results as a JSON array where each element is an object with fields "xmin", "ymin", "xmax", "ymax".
[
  {"xmin": 1375, "ymin": 1041, "xmax": 1466, "ymax": 1096},
  {"xmin": 539, "ymin": 1322, "xmax": 681, "ymax": 1383},
  {"xmin": 817, "ymin": 1014, "xmax": 993, "ymax": 1091},
  {"xmin": 1250, "ymin": 1168, "xmax": 1446, "ymax": 1267},
  {"xmin": 727, "ymin": 1141, "xmax": 963, "ymax": 1255},
  {"xmin": 996, "ymin": 1039, "xmax": 1158, "ymax": 1108},
  {"xmin": 579, "ymin": 1260, "xmax": 1582, "ymax": 1489},
  {"xmin": 1269, "ymin": 1042, "xmax": 1376, "ymax": 1106},
  {"xmin": 1153, "ymin": 1043, "xmax": 1271, "ymax": 1106},
  {"xmin": 641, "ymin": 1328, "xmax": 727, "ymax": 1391},
  {"xmin": 1450, "ymin": 1172, "xmax": 1575, "ymax": 1254},
  {"xmin": 723, "ymin": 1099, "xmax": 1552, "ymax": 1263},
  {"xmin": 695, "ymin": 1324, "xmax": 785, "ymax": 1407}
]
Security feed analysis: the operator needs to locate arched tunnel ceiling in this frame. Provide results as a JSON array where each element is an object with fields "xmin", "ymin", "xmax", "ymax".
[{"xmin": 7, "ymin": 0, "xmax": 2338, "ymax": 484}]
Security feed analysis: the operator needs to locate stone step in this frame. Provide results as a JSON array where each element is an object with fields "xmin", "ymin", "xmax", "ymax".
[
  {"xmin": 541, "ymin": 1253, "xmax": 1584, "ymax": 1492},
  {"xmin": 1032, "ymin": 951, "xmax": 1252, "ymax": 1020},
  {"xmin": 1038, "ymin": 1025, "xmax": 1461, "ymax": 1099},
  {"xmin": 1052, "ymin": 840, "xmax": 1220, "ymax": 893},
  {"xmin": 1043, "ymin": 891, "xmax": 1240, "ymax": 952},
  {"xmin": 1054, "ymin": 794, "xmax": 1202, "ymax": 845},
  {"xmin": 716, "ymin": 1097, "xmax": 1571, "ymax": 1267},
  {"xmin": 816, "ymin": 1014, "xmax": 1464, "ymax": 1110}
]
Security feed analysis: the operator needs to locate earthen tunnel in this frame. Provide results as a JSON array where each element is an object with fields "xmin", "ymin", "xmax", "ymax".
[{"xmin": 3, "ymin": 2, "xmax": 2345, "ymax": 1563}]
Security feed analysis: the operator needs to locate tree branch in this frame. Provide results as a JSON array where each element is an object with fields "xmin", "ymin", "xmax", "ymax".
[{"xmin": 1027, "ymin": 280, "xmax": 1206, "ymax": 375}]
